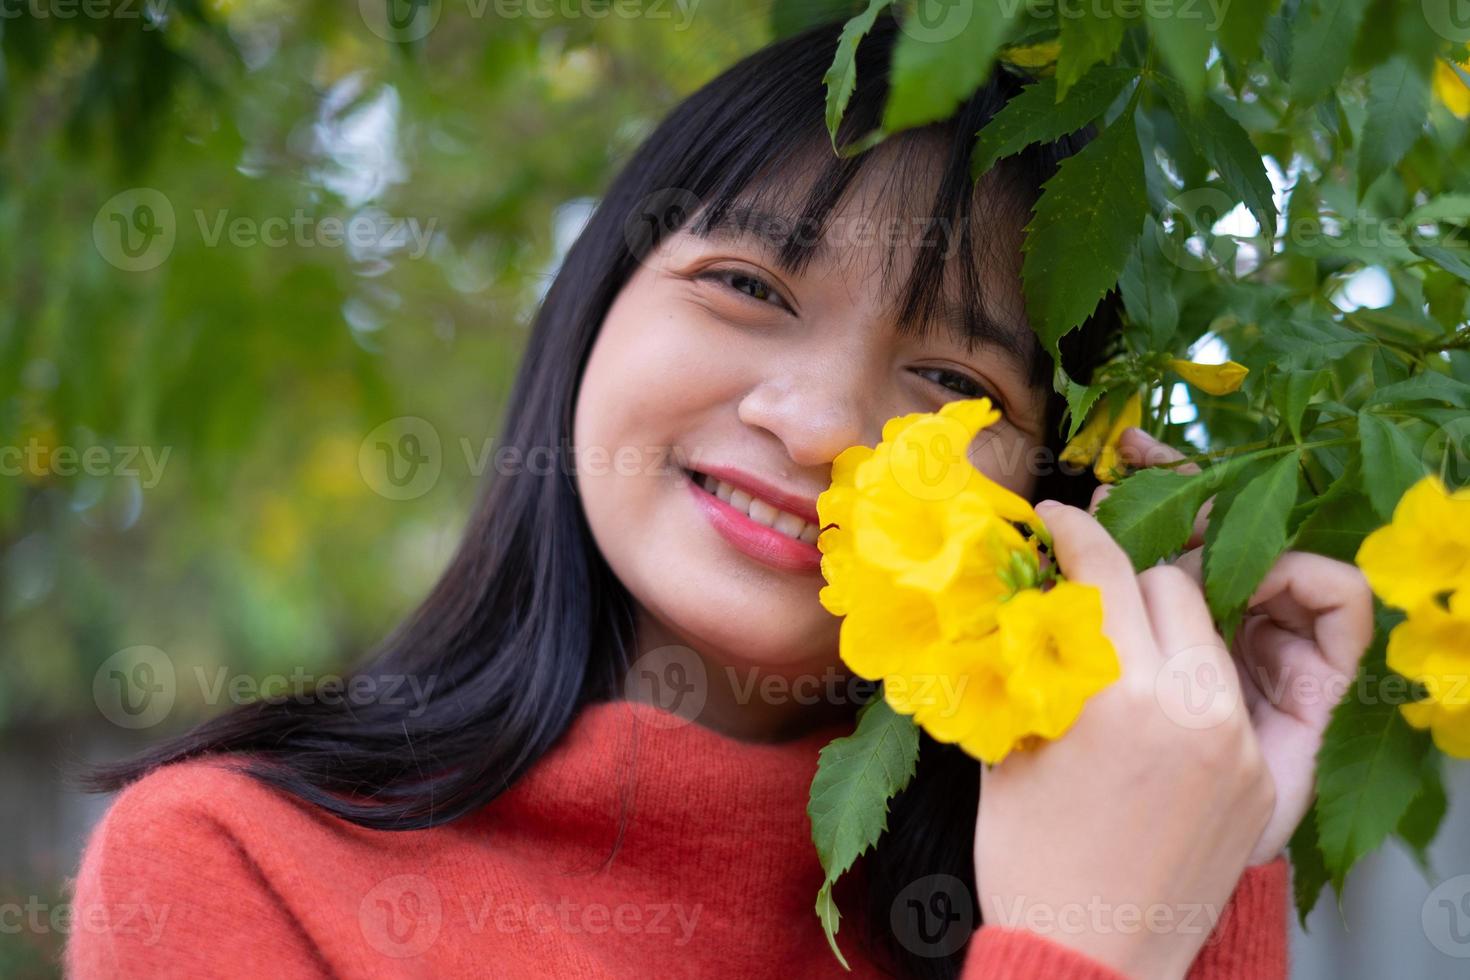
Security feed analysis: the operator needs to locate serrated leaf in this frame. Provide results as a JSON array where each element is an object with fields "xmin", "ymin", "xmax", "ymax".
[
  {"xmin": 1219, "ymin": 0, "xmax": 1281, "ymax": 64},
  {"xmin": 1293, "ymin": 473, "xmax": 1380, "ymax": 563},
  {"xmin": 1055, "ymin": 3, "xmax": 1128, "ymax": 98},
  {"xmin": 884, "ymin": 0, "xmax": 1023, "ymax": 133},
  {"xmin": 1358, "ymin": 56, "xmax": 1431, "ymax": 199},
  {"xmin": 1202, "ymin": 451, "xmax": 1300, "ymax": 644},
  {"xmin": 1146, "ymin": 2, "xmax": 1216, "ymax": 102},
  {"xmin": 808, "ymin": 696, "xmax": 920, "ymax": 964},
  {"xmin": 972, "ymin": 65, "xmax": 1136, "ymax": 178},
  {"xmin": 822, "ymin": 0, "xmax": 896, "ymax": 148},
  {"xmin": 1119, "ymin": 217, "xmax": 1180, "ymax": 352},
  {"xmin": 1270, "ymin": 369, "xmax": 1325, "ymax": 444},
  {"xmin": 1288, "ymin": 807, "xmax": 1330, "ymax": 928},
  {"xmin": 1315, "ymin": 634, "xmax": 1433, "ymax": 895},
  {"xmin": 1093, "ymin": 468, "xmax": 1211, "ymax": 570},
  {"xmin": 1356, "ymin": 411, "xmax": 1426, "ymax": 520},
  {"xmin": 1063, "ymin": 378, "xmax": 1107, "ymax": 442},
  {"xmin": 1157, "ymin": 80, "xmax": 1278, "ymax": 237},
  {"xmin": 1290, "ymin": 0, "xmax": 1373, "ymax": 102},
  {"xmin": 1396, "ymin": 750, "xmax": 1447, "ymax": 875},
  {"xmin": 1022, "ymin": 112, "xmax": 1148, "ymax": 356}
]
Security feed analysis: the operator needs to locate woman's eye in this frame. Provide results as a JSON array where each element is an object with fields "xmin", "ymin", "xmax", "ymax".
[
  {"xmin": 914, "ymin": 366, "xmax": 996, "ymax": 402},
  {"xmin": 699, "ymin": 268, "xmax": 788, "ymax": 310}
]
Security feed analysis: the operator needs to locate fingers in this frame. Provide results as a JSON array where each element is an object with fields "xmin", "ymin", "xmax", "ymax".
[
  {"xmin": 1247, "ymin": 552, "xmax": 1375, "ymax": 678},
  {"xmin": 1118, "ymin": 428, "xmax": 1201, "ymax": 476},
  {"xmin": 1035, "ymin": 500, "xmax": 1155, "ymax": 666}
]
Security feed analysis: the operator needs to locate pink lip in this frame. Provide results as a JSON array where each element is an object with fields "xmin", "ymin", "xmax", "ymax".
[{"xmin": 684, "ymin": 468, "xmax": 824, "ymax": 574}]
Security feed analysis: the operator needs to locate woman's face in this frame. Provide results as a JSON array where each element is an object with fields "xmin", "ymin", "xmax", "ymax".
[{"xmin": 573, "ymin": 148, "xmax": 1049, "ymax": 728}]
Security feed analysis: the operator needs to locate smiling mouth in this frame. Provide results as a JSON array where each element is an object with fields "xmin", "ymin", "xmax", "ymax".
[{"xmin": 685, "ymin": 469, "xmax": 821, "ymax": 545}]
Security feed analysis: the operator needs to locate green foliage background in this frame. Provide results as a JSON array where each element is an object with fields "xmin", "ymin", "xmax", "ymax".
[{"xmin": 4, "ymin": 0, "xmax": 1470, "ymax": 974}]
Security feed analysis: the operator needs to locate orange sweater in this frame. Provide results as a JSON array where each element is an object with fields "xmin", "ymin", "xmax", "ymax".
[{"xmin": 67, "ymin": 700, "xmax": 1289, "ymax": 978}]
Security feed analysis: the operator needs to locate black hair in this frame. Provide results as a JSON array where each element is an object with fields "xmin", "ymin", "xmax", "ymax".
[{"xmin": 85, "ymin": 15, "xmax": 1119, "ymax": 980}]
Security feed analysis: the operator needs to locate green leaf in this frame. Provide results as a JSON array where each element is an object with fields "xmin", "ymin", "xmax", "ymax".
[
  {"xmin": 1055, "ymin": 3, "xmax": 1129, "ymax": 99},
  {"xmin": 1293, "ymin": 475, "xmax": 1380, "ymax": 563},
  {"xmin": 1315, "ymin": 633, "xmax": 1433, "ymax": 895},
  {"xmin": 1062, "ymin": 377, "xmax": 1107, "ymax": 442},
  {"xmin": 1146, "ymin": 2, "xmax": 1217, "ymax": 103},
  {"xmin": 1094, "ymin": 469, "xmax": 1212, "ymax": 571},
  {"xmin": 1290, "ymin": 0, "xmax": 1373, "ymax": 102},
  {"xmin": 1269, "ymin": 369, "xmax": 1325, "ymax": 444},
  {"xmin": 1406, "ymin": 194, "xmax": 1470, "ymax": 226},
  {"xmin": 1357, "ymin": 57, "xmax": 1431, "ymax": 199},
  {"xmin": 1119, "ymin": 217, "xmax": 1180, "ymax": 352},
  {"xmin": 1218, "ymin": 0, "xmax": 1281, "ymax": 65},
  {"xmin": 1364, "ymin": 373, "xmax": 1470, "ymax": 409},
  {"xmin": 1288, "ymin": 807, "xmax": 1331, "ymax": 928},
  {"xmin": 1396, "ymin": 750, "xmax": 1447, "ymax": 875},
  {"xmin": 773, "ymin": 0, "xmax": 862, "ymax": 39},
  {"xmin": 822, "ymin": 0, "xmax": 896, "ymax": 148},
  {"xmin": 972, "ymin": 66, "xmax": 1136, "ymax": 179},
  {"xmin": 884, "ymin": 0, "xmax": 1023, "ymax": 133},
  {"xmin": 1021, "ymin": 112, "xmax": 1148, "ymax": 356},
  {"xmin": 1156, "ymin": 81, "xmax": 1277, "ymax": 237},
  {"xmin": 1414, "ymin": 243, "xmax": 1470, "ymax": 284},
  {"xmin": 1202, "ymin": 451, "xmax": 1300, "ymax": 644},
  {"xmin": 1356, "ymin": 411, "xmax": 1425, "ymax": 520},
  {"xmin": 808, "ymin": 696, "xmax": 920, "ymax": 966}
]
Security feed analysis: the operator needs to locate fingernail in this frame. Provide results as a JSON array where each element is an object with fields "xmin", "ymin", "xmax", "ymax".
[
  {"xmin": 1035, "ymin": 499, "xmax": 1061, "ymax": 513},
  {"xmin": 1123, "ymin": 426, "xmax": 1156, "ymax": 442}
]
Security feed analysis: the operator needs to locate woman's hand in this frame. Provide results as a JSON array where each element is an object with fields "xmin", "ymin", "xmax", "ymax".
[
  {"xmin": 1103, "ymin": 428, "xmax": 1375, "ymax": 865},
  {"xmin": 975, "ymin": 501, "xmax": 1274, "ymax": 980}
]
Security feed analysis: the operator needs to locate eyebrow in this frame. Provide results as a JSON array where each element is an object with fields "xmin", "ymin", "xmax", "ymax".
[{"xmin": 692, "ymin": 204, "xmax": 1036, "ymax": 374}]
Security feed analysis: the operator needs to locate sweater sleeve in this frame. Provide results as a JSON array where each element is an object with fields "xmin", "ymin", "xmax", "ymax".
[
  {"xmin": 65, "ymin": 763, "xmax": 329, "ymax": 980},
  {"xmin": 958, "ymin": 858, "xmax": 1289, "ymax": 980}
]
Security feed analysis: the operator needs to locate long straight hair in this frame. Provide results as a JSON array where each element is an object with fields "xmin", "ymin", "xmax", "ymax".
[{"xmin": 87, "ymin": 15, "xmax": 1119, "ymax": 979}]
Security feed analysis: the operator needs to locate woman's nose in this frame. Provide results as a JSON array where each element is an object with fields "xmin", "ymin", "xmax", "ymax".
[{"xmin": 735, "ymin": 364, "xmax": 879, "ymax": 469}]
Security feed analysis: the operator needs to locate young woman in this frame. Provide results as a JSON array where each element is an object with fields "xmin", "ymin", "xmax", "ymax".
[{"xmin": 68, "ymin": 15, "xmax": 1372, "ymax": 980}]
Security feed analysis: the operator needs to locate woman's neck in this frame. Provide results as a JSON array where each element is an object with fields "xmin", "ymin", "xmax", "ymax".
[{"xmin": 628, "ymin": 608, "xmax": 858, "ymax": 743}]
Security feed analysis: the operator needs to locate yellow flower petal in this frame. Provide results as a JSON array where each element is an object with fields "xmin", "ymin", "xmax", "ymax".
[
  {"xmin": 1061, "ymin": 392, "xmax": 1142, "ymax": 484},
  {"xmin": 1356, "ymin": 475, "xmax": 1470, "ymax": 611},
  {"xmin": 1434, "ymin": 60, "xmax": 1470, "ymax": 119},
  {"xmin": 1168, "ymin": 358, "xmax": 1250, "ymax": 396}
]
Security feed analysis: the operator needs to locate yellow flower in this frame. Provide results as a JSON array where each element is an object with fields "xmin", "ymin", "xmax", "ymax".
[
  {"xmin": 1389, "ymin": 591, "xmax": 1470, "ymax": 758},
  {"xmin": 999, "ymin": 39, "xmax": 1061, "ymax": 76},
  {"xmin": 817, "ymin": 398, "xmax": 1120, "ymax": 764},
  {"xmin": 1060, "ymin": 392, "xmax": 1142, "ymax": 483},
  {"xmin": 1434, "ymin": 60, "xmax": 1470, "ymax": 119},
  {"xmin": 1168, "ymin": 358, "xmax": 1250, "ymax": 396},
  {"xmin": 1356, "ymin": 475, "xmax": 1470, "ymax": 611}
]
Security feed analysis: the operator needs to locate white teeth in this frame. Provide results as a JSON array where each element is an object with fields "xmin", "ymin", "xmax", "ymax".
[{"xmin": 693, "ymin": 472, "xmax": 818, "ymax": 544}]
